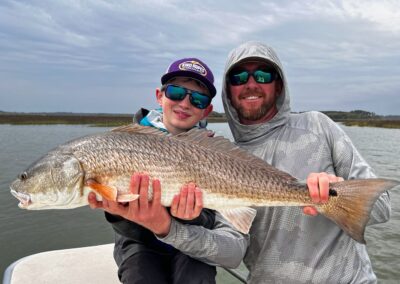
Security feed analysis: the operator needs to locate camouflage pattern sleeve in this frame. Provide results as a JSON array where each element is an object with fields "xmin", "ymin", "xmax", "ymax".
[
  {"xmin": 157, "ymin": 212, "xmax": 249, "ymax": 268},
  {"xmin": 325, "ymin": 116, "xmax": 391, "ymax": 225}
]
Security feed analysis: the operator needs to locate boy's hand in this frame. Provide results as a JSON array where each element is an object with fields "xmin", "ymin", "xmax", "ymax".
[
  {"xmin": 303, "ymin": 172, "xmax": 344, "ymax": 216},
  {"xmin": 88, "ymin": 173, "xmax": 172, "ymax": 237},
  {"xmin": 170, "ymin": 183, "xmax": 203, "ymax": 220}
]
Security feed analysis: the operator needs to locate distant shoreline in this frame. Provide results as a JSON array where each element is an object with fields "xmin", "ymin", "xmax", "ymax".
[
  {"xmin": 0, "ymin": 113, "xmax": 227, "ymax": 127},
  {"xmin": 1, "ymin": 112, "xmax": 400, "ymax": 128},
  {"xmin": 339, "ymin": 120, "xmax": 400, "ymax": 129}
]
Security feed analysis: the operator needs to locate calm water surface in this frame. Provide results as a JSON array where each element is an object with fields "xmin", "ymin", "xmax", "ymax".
[{"xmin": 0, "ymin": 124, "xmax": 399, "ymax": 283}]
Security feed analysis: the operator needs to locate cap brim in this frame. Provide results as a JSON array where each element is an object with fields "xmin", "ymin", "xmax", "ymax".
[{"xmin": 161, "ymin": 71, "xmax": 216, "ymax": 97}]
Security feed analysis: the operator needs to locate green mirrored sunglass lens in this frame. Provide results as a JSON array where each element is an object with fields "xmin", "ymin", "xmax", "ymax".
[
  {"xmin": 237, "ymin": 71, "xmax": 249, "ymax": 83},
  {"xmin": 254, "ymin": 70, "xmax": 272, "ymax": 83}
]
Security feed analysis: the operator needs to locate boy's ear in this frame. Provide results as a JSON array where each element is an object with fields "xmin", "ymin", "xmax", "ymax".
[
  {"xmin": 156, "ymin": 88, "xmax": 163, "ymax": 105},
  {"xmin": 201, "ymin": 104, "xmax": 213, "ymax": 119}
]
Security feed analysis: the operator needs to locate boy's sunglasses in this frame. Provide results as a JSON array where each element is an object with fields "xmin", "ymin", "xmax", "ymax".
[
  {"xmin": 228, "ymin": 69, "xmax": 277, "ymax": 86},
  {"xmin": 164, "ymin": 84, "xmax": 211, "ymax": 109}
]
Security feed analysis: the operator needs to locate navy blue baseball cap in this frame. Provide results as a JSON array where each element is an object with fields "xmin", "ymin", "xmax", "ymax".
[{"xmin": 161, "ymin": 58, "xmax": 217, "ymax": 97}]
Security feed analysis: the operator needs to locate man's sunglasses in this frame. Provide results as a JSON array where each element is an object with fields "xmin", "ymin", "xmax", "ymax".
[
  {"xmin": 164, "ymin": 84, "xmax": 211, "ymax": 109},
  {"xmin": 228, "ymin": 69, "xmax": 277, "ymax": 86}
]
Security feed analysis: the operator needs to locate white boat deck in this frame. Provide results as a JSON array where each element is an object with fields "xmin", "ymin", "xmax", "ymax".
[
  {"xmin": 3, "ymin": 244, "xmax": 120, "ymax": 284},
  {"xmin": 3, "ymin": 244, "xmax": 248, "ymax": 284}
]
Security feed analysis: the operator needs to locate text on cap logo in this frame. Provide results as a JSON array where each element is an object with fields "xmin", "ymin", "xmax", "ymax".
[{"xmin": 178, "ymin": 61, "xmax": 207, "ymax": 77}]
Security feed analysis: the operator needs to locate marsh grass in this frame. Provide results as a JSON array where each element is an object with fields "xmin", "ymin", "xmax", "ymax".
[
  {"xmin": 341, "ymin": 120, "xmax": 400, "ymax": 129},
  {"xmin": 0, "ymin": 113, "xmax": 227, "ymax": 126}
]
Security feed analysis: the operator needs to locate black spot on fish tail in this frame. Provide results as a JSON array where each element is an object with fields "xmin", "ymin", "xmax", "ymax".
[{"xmin": 322, "ymin": 178, "xmax": 399, "ymax": 243}]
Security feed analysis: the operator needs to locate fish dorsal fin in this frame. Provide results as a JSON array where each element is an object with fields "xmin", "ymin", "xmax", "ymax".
[
  {"xmin": 219, "ymin": 207, "xmax": 257, "ymax": 234},
  {"xmin": 173, "ymin": 128, "xmax": 297, "ymax": 181},
  {"xmin": 173, "ymin": 127, "xmax": 271, "ymax": 168},
  {"xmin": 112, "ymin": 124, "xmax": 281, "ymax": 172},
  {"xmin": 111, "ymin": 123, "xmax": 168, "ymax": 136}
]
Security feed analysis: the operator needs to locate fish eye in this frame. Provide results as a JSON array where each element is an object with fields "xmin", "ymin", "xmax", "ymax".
[{"xmin": 19, "ymin": 172, "xmax": 28, "ymax": 181}]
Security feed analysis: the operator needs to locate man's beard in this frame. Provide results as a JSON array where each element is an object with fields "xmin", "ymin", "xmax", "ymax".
[{"xmin": 233, "ymin": 94, "xmax": 275, "ymax": 122}]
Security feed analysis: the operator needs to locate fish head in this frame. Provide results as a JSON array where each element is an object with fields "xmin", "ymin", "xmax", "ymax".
[{"xmin": 10, "ymin": 151, "xmax": 84, "ymax": 210}]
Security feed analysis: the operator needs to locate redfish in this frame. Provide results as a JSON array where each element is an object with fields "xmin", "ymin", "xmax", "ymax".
[{"xmin": 10, "ymin": 124, "xmax": 399, "ymax": 243}]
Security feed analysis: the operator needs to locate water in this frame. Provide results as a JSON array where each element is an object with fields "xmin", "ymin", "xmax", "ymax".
[
  {"xmin": 343, "ymin": 126, "xmax": 400, "ymax": 282},
  {"xmin": 0, "ymin": 124, "xmax": 399, "ymax": 283}
]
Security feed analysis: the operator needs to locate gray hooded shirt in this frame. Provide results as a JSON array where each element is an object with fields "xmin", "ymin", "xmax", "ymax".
[{"xmin": 221, "ymin": 41, "xmax": 390, "ymax": 283}]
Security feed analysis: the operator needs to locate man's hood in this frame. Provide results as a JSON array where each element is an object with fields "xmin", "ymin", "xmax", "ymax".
[{"xmin": 222, "ymin": 41, "xmax": 291, "ymax": 143}]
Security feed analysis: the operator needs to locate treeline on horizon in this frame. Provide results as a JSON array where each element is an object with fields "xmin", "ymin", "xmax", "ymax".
[{"xmin": 0, "ymin": 110, "xmax": 399, "ymax": 128}]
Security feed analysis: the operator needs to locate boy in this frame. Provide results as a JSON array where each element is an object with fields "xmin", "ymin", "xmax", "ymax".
[{"xmin": 89, "ymin": 58, "xmax": 247, "ymax": 283}]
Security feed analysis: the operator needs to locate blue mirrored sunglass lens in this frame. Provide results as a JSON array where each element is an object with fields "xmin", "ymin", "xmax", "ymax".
[
  {"xmin": 165, "ymin": 85, "xmax": 211, "ymax": 109},
  {"xmin": 165, "ymin": 85, "xmax": 186, "ymax": 100},
  {"xmin": 190, "ymin": 92, "xmax": 211, "ymax": 109}
]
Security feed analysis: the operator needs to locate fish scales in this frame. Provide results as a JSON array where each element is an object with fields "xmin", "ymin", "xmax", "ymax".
[{"xmin": 58, "ymin": 131, "xmax": 308, "ymax": 207}]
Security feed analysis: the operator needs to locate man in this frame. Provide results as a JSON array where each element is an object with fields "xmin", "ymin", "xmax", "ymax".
[
  {"xmin": 88, "ymin": 58, "xmax": 248, "ymax": 284},
  {"xmin": 220, "ymin": 41, "xmax": 391, "ymax": 283}
]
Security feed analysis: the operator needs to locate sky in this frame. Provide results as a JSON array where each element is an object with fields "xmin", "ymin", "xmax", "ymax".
[{"xmin": 1, "ymin": 0, "xmax": 399, "ymax": 115}]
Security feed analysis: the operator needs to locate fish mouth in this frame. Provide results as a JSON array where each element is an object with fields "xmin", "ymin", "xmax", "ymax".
[{"xmin": 10, "ymin": 189, "xmax": 31, "ymax": 208}]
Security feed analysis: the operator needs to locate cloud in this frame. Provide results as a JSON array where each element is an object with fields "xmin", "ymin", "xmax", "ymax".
[{"xmin": 0, "ymin": 0, "xmax": 399, "ymax": 115}]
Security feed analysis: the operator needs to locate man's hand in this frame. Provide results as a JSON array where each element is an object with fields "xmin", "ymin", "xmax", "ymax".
[
  {"xmin": 88, "ymin": 173, "xmax": 172, "ymax": 236},
  {"xmin": 303, "ymin": 172, "xmax": 344, "ymax": 216},
  {"xmin": 170, "ymin": 183, "xmax": 203, "ymax": 220}
]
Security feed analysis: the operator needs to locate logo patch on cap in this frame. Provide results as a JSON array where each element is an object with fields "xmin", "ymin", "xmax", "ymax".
[{"xmin": 178, "ymin": 61, "xmax": 207, "ymax": 77}]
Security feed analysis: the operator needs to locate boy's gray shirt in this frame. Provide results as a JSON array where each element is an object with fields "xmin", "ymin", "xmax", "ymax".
[{"xmin": 159, "ymin": 213, "xmax": 249, "ymax": 269}]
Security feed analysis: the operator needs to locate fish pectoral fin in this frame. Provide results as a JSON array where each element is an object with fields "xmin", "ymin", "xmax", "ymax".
[
  {"xmin": 86, "ymin": 179, "xmax": 117, "ymax": 201},
  {"xmin": 117, "ymin": 193, "xmax": 140, "ymax": 202},
  {"xmin": 219, "ymin": 207, "xmax": 257, "ymax": 234}
]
